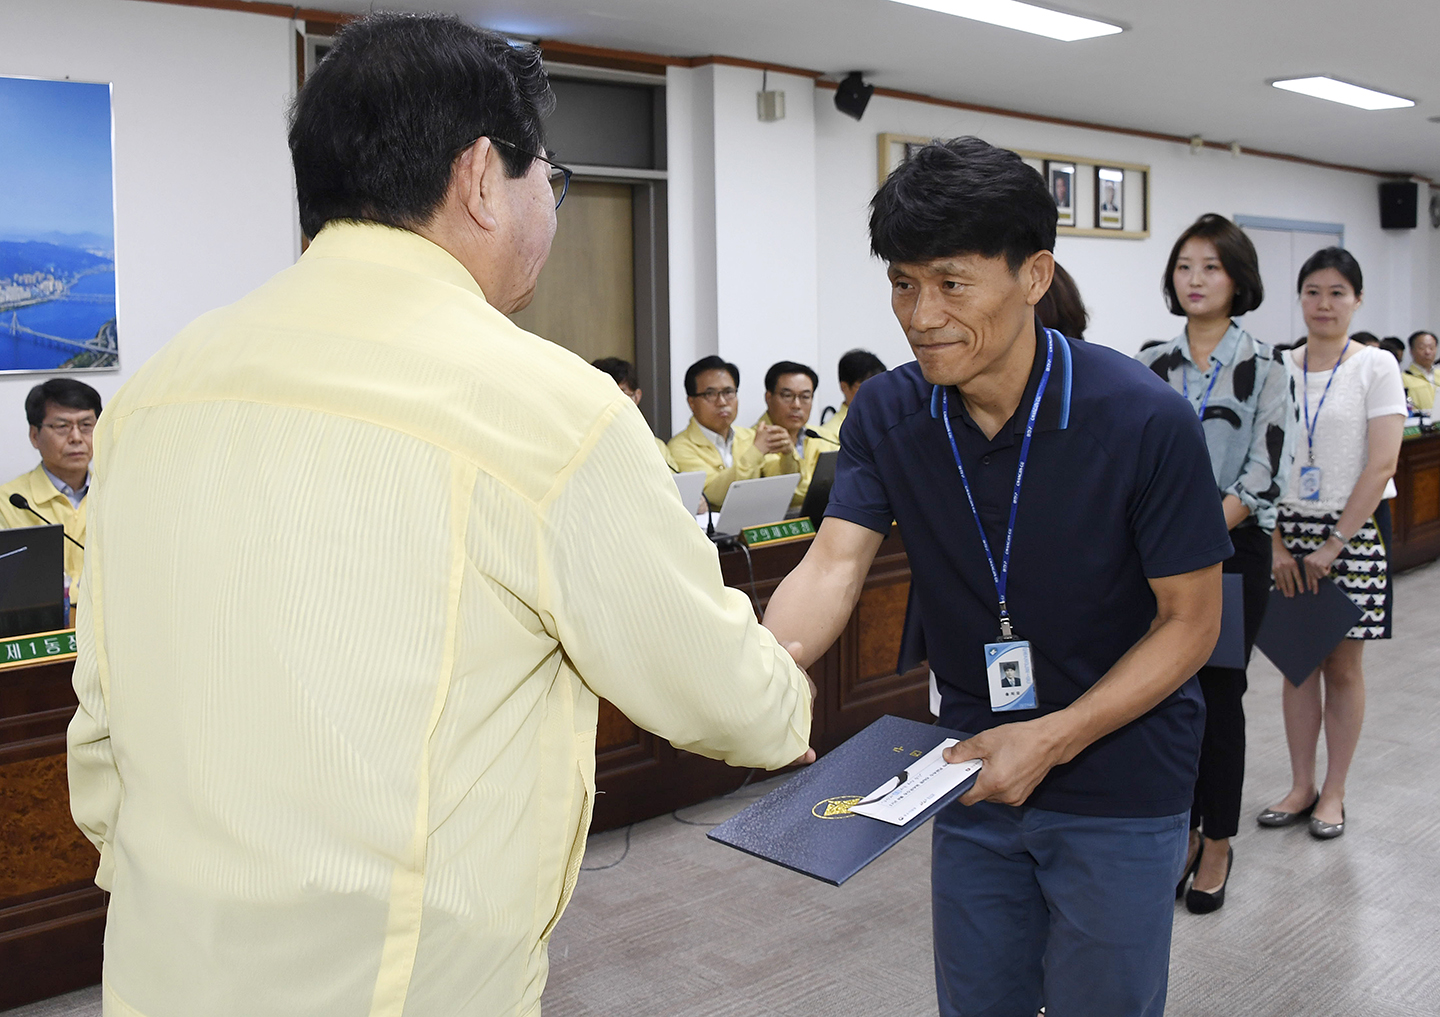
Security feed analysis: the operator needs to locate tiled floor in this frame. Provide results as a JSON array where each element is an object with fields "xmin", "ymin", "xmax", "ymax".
[{"xmin": 11, "ymin": 563, "xmax": 1440, "ymax": 1017}]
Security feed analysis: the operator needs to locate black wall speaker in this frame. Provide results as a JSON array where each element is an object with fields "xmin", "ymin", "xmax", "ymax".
[
  {"xmin": 834, "ymin": 72, "xmax": 874, "ymax": 121},
  {"xmin": 1380, "ymin": 180, "xmax": 1418, "ymax": 230}
]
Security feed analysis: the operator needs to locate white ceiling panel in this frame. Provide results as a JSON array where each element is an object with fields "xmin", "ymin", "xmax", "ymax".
[{"xmin": 313, "ymin": 0, "xmax": 1440, "ymax": 179}]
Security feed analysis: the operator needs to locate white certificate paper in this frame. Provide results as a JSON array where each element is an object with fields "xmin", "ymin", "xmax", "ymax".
[{"xmin": 849, "ymin": 739, "xmax": 982, "ymax": 827}]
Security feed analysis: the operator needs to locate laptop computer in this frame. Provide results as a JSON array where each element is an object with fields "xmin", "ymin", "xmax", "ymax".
[
  {"xmin": 796, "ymin": 450, "xmax": 838, "ymax": 525},
  {"xmin": 0, "ymin": 524, "xmax": 66, "ymax": 638},
  {"xmin": 708, "ymin": 474, "xmax": 800, "ymax": 537},
  {"xmin": 672, "ymin": 471, "xmax": 707, "ymax": 515}
]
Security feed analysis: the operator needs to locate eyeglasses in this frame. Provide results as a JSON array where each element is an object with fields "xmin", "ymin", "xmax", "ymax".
[
  {"xmin": 694, "ymin": 387, "xmax": 738, "ymax": 403},
  {"xmin": 773, "ymin": 390, "xmax": 813, "ymax": 405},
  {"xmin": 489, "ymin": 138, "xmax": 574, "ymax": 209},
  {"xmin": 41, "ymin": 419, "xmax": 95, "ymax": 436}
]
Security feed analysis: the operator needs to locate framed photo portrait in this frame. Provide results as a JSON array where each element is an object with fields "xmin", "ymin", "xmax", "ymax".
[
  {"xmin": 1045, "ymin": 161, "xmax": 1076, "ymax": 227},
  {"xmin": 1096, "ymin": 166, "xmax": 1124, "ymax": 230}
]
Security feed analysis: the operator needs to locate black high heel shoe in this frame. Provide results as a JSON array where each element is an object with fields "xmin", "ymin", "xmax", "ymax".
[
  {"xmin": 1175, "ymin": 839, "xmax": 1202, "ymax": 899},
  {"xmin": 1185, "ymin": 846, "xmax": 1233, "ymax": 914}
]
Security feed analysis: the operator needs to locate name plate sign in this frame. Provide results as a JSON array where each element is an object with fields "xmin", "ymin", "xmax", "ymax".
[
  {"xmin": 742, "ymin": 517, "xmax": 815, "ymax": 548},
  {"xmin": 0, "ymin": 628, "xmax": 78, "ymax": 671}
]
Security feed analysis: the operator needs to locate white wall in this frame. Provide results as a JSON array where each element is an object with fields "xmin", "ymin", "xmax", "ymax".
[
  {"xmin": 668, "ymin": 64, "xmax": 819, "ymax": 432},
  {"xmin": 809, "ymin": 91, "xmax": 1434, "ymax": 415},
  {"xmin": 0, "ymin": 0, "xmax": 298, "ymax": 481},
  {"xmin": 670, "ymin": 79, "xmax": 1438, "ymax": 421}
]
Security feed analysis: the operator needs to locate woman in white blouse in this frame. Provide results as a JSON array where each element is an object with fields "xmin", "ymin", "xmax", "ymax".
[{"xmin": 1260, "ymin": 248, "xmax": 1405, "ymax": 840}]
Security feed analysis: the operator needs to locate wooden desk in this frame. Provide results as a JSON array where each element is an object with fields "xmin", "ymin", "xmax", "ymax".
[
  {"xmin": 1391, "ymin": 430, "xmax": 1440, "ymax": 572},
  {"xmin": 0, "ymin": 656, "xmax": 105, "ymax": 1011},
  {"xmin": 592, "ymin": 527, "xmax": 929, "ymax": 832}
]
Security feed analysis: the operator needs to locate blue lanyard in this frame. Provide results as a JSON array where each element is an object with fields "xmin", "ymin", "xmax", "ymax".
[
  {"xmin": 941, "ymin": 328, "xmax": 1055, "ymax": 640},
  {"xmin": 1302, "ymin": 339, "xmax": 1350, "ymax": 466},
  {"xmin": 1182, "ymin": 360, "xmax": 1221, "ymax": 420}
]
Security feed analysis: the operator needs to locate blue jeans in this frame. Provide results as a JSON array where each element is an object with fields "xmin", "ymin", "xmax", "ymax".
[{"xmin": 932, "ymin": 800, "xmax": 1188, "ymax": 1017}]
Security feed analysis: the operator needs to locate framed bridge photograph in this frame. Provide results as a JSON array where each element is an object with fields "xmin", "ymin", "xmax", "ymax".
[{"xmin": 0, "ymin": 75, "xmax": 119, "ymax": 373}]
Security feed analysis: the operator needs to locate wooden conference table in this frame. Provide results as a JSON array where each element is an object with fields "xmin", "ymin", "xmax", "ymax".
[
  {"xmin": 1390, "ymin": 428, "xmax": 1440, "ymax": 572},
  {"xmin": 11, "ymin": 448, "xmax": 1440, "ymax": 1006},
  {"xmin": 0, "ymin": 527, "xmax": 929, "ymax": 1009}
]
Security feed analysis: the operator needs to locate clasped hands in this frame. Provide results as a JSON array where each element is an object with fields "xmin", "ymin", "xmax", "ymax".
[
  {"xmin": 754, "ymin": 422, "xmax": 795, "ymax": 457},
  {"xmin": 1272, "ymin": 536, "xmax": 1341, "ymax": 597}
]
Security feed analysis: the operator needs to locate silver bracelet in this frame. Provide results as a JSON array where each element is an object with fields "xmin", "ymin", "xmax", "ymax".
[{"xmin": 1329, "ymin": 526, "xmax": 1349, "ymax": 545}]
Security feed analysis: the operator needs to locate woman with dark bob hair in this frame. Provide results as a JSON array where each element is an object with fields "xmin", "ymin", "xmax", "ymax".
[
  {"xmin": 1035, "ymin": 261, "xmax": 1088, "ymax": 340},
  {"xmin": 1260, "ymin": 247, "xmax": 1405, "ymax": 841},
  {"xmin": 1136, "ymin": 213, "xmax": 1292, "ymax": 913}
]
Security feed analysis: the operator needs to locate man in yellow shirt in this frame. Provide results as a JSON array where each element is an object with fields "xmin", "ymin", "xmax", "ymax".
[
  {"xmin": 0, "ymin": 378, "xmax": 100, "ymax": 587},
  {"xmin": 668, "ymin": 355, "xmax": 796, "ymax": 506},
  {"xmin": 67, "ymin": 16, "xmax": 811, "ymax": 1017},
  {"xmin": 753, "ymin": 360, "xmax": 837, "ymax": 508},
  {"xmin": 1402, "ymin": 330, "xmax": 1437, "ymax": 412},
  {"xmin": 591, "ymin": 356, "xmax": 679, "ymax": 471},
  {"xmin": 826, "ymin": 348, "xmax": 887, "ymax": 434}
]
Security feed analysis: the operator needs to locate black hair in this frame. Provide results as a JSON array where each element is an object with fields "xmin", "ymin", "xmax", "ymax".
[
  {"xmin": 289, "ymin": 12, "xmax": 554, "ymax": 239},
  {"xmin": 1408, "ymin": 330, "xmax": 1437, "ymax": 350},
  {"xmin": 1163, "ymin": 213, "xmax": 1264, "ymax": 317},
  {"xmin": 1297, "ymin": 247, "xmax": 1362, "ymax": 296},
  {"xmin": 591, "ymin": 357, "xmax": 638, "ymax": 389},
  {"xmin": 869, "ymin": 136, "xmax": 1055, "ymax": 271},
  {"xmin": 838, "ymin": 349, "xmax": 886, "ymax": 386},
  {"xmin": 1380, "ymin": 336, "xmax": 1406, "ymax": 361},
  {"xmin": 765, "ymin": 361, "xmax": 818, "ymax": 393},
  {"xmin": 25, "ymin": 378, "xmax": 102, "ymax": 428},
  {"xmin": 684, "ymin": 355, "xmax": 739, "ymax": 397},
  {"xmin": 1036, "ymin": 261, "xmax": 1089, "ymax": 340},
  {"xmin": 1349, "ymin": 331, "xmax": 1379, "ymax": 347}
]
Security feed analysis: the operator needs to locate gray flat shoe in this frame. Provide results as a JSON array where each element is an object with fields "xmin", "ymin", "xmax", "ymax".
[
  {"xmin": 1257, "ymin": 794, "xmax": 1319, "ymax": 828},
  {"xmin": 1309, "ymin": 806, "xmax": 1345, "ymax": 840}
]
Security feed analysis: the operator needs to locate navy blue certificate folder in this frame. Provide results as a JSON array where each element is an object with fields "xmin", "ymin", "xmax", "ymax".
[
  {"xmin": 1254, "ymin": 579, "xmax": 1363, "ymax": 687},
  {"xmin": 1204, "ymin": 573, "xmax": 1246, "ymax": 669},
  {"xmin": 707, "ymin": 715, "xmax": 976, "ymax": 886}
]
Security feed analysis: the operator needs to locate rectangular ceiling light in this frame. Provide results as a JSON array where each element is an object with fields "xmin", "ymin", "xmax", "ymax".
[
  {"xmin": 1271, "ymin": 76, "xmax": 1414, "ymax": 111},
  {"xmin": 888, "ymin": 0, "xmax": 1123, "ymax": 42}
]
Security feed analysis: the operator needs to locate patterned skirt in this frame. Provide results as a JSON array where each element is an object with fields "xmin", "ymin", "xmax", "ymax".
[{"xmin": 1276, "ymin": 508, "xmax": 1391, "ymax": 640}]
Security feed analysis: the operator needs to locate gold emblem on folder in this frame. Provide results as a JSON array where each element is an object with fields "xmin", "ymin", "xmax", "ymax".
[{"xmin": 812, "ymin": 795, "xmax": 864, "ymax": 819}]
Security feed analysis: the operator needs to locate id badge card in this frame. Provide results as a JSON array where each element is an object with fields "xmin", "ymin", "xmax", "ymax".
[
  {"xmin": 985, "ymin": 640, "xmax": 1038, "ymax": 712},
  {"xmin": 1298, "ymin": 465, "xmax": 1322, "ymax": 501}
]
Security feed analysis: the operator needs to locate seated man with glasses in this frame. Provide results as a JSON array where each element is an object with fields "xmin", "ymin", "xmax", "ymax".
[
  {"xmin": 669, "ymin": 355, "xmax": 797, "ymax": 507},
  {"xmin": 754, "ymin": 361, "xmax": 837, "ymax": 508},
  {"xmin": 0, "ymin": 378, "xmax": 101, "ymax": 588}
]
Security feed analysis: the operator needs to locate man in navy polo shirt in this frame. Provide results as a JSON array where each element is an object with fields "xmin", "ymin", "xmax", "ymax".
[{"xmin": 764, "ymin": 137, "xmax": 1230, "ymax": 1017}]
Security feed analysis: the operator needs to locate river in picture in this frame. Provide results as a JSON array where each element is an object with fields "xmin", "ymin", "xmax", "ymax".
[{"xmin": 0, "ymin": 270, "xmax": 117, "ymax": 371}]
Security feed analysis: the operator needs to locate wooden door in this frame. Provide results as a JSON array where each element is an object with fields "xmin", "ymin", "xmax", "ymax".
[{"xmin": 510, "ymin": 180, "xmax": 636, "ymax": 366}]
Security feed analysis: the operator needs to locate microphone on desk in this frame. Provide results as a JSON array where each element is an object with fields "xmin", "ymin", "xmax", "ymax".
[
  {"xmin": 8, "ymin": 494, "xmax": 85, "ymax": 550},
  {"xmin": 804, "ymin": 428, "xmax": 840, "ymax": 445}
]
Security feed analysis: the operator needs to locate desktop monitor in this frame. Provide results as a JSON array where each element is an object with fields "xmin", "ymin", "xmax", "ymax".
[{"xmin": 0, "ymin": 524, "xmax": 66, "ymax": 638}]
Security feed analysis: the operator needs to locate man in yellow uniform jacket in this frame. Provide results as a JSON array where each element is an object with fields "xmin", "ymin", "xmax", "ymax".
[
  {"xmin": 753, "ymin": 360, "xmax": 837, "ymax": 509},
  {"xmin": 67, "ymin": 16, "xmax": 812, "ymax": 1017},
  {"xmin": 826, "ymin": 348, "xmax": 887, "ymax": 435},
  {"xmin": 668, "ymin": 355, "xmax": 796, "ymax": 507},
  {"xmin": 0, "ymin": 378, "xmax": 101, "ymax": 589},
  {"xmin": 1402, "ymin": 330, "xmax": 1438, "ymax": 412}
]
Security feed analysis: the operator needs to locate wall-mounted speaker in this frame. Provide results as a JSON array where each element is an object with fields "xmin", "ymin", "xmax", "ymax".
[
  {"xmin": 834, "ymin": 72, "xmax": 874, "ymax": 121},
  {"xmin": 1379, "ymin": 180, "xmax": 1418, "ymax": 230}
]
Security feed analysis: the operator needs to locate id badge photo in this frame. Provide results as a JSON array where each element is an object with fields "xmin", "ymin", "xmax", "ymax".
[
  {"xmin": 985, "ymin": 640, "xmax": 1037, "ymax": 712},
  {"xmin": 1298, "ymin": 465, "xmax": 1322, "ymax": 501}
]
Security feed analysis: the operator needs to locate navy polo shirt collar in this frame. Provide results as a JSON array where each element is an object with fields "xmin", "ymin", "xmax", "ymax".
[{"xmin": 929, "ymin": 319, "xmax": 1073, "ymax": 444}]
